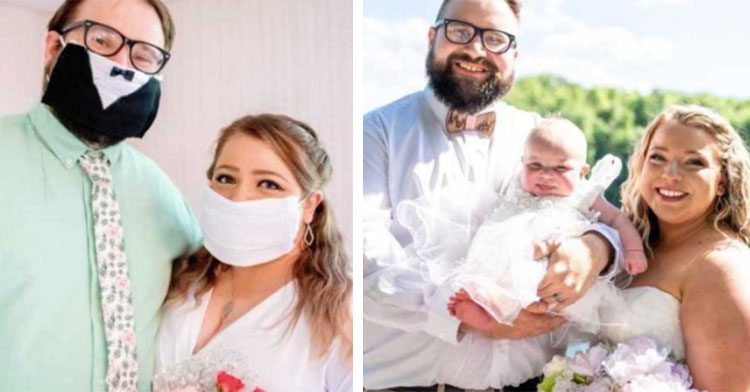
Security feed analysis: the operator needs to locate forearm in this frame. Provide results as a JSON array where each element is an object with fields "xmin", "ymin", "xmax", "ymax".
[
  {"xmin": 475, "ymin": 310, "xmax": 567, "ymax": 340},
  {"xmin": 581, "ymin": 231, "xmax": 613, "ymax": 276},
  {"xmin": 592, "ymin": 196, "xmax": 644, "ymax": 255},
  {"xmin": 483, "ymin": 322, "xmax": 536, "ymax": 340},
  {"xmin": 611, "ymin": 213, "xmax": 645, "ymax": 256}
]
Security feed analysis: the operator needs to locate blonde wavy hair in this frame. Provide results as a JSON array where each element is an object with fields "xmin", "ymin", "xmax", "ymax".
[
  {"xmin": 165, "ymin": 114, "xmax": 352, "ymax": 358},
  {"xmin": 621, "ymin": 105, "xmax": 750, "ymax": 254}
]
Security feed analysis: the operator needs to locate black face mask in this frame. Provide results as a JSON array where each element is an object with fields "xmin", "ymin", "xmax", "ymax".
[{"xmin": 42, "ymin": 43, "xmax": 161, "ymax": 140}]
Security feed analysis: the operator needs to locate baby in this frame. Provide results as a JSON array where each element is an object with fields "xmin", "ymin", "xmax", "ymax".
[{"xmin": 447, "ymin": 118, "xmax": 646, "ymax": 332}]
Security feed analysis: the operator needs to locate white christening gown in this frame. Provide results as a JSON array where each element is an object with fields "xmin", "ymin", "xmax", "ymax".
[{"xmin": 397, "ymin": 154, "xmax": 625, "ymax": 334}]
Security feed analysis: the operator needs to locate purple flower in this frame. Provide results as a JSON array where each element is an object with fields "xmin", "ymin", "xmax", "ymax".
[
  {"xmin": 671, "ymin": 363, "xmax": 693, "ymax": 388},
  {"xmin": 569, "ymin": 344, "xmax": 609, "ymax": 377}
]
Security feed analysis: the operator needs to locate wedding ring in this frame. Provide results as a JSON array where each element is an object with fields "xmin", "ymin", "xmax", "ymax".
[{"xmin": 552, "ymin": 293, "xmax": 564, "ymax": 303}]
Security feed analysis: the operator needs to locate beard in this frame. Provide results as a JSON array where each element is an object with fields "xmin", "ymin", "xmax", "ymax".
[
  {"xmin": 44, "ymin": 62, "xmax": 125, "ymax": 149},
  {"xmin": 49, "ymin": 106, "xmax": 125, "ymax": 148},
  {"xmin": 426, "ymin": 48, "xmax": 514, "ymax": 114}
]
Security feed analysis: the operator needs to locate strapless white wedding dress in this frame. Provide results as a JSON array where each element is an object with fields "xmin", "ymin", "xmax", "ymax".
[{"xmin": 599, "ymin": 286, "xmax": 685, "ymax": 359}]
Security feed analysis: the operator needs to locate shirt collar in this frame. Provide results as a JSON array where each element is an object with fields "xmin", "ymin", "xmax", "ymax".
[
  {"xmin": 29, "ymin": 103, "xmax": 123, "ymax": 169},
  {"xmin": 424, "ymin": 86, "xmax": 503, "ymax": 134}
]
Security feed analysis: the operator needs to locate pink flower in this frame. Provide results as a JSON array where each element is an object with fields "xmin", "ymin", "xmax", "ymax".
[
  {"xmin": 252, "ymin": 388, "xmax": 266, "ymax": 392},
  {"xmin": 107, "ymin": 225, "xmax": 122, "ymax": 239},
  {"xmin": 568, "ymin": 344, "xmax": 609, "ymax": 377},
  {"xmin": 124, "ymin": 331, "xmax": 135, "ymax": 344},
  {"xmin": 117, "ymin": 277, "xmax": 130, "ymax": 290},
  {"xmin": 216, "ymin": 371, "xmax": 245, "ymax": 392}
]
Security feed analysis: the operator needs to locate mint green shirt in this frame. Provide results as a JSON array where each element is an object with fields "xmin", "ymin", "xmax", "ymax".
[{"xmin": 0, "ymin": 104, "xmax": 202, "ymax": 391}]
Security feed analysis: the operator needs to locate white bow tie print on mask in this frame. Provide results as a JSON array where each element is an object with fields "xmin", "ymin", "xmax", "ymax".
[
  {"xmin": 56, "ymin": 41, "xmax": 161, "ymax": 109},
  {"xmin": 199, "ymin": 186, "xmax": 309, "ymax": 267},
  {"xmin": 85, "ymin": 45, "xmax": 161, "ymax": 109},
  {"xmin": 43, "ymin": 40, "xmax": 163, "ymax": 139}
]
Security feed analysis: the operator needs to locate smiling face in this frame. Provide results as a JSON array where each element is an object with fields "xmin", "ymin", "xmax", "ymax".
[
  {"xmin": 426, "ymin": 0, "xmax": 519, "ymax": 113},
  {"xmin": 639, "ymin": 120, "xmax": 726, "ymax": 228}
]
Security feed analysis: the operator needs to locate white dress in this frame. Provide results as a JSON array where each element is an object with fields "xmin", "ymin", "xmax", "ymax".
[
  {"xmin": 397, "ymin": 155, "xmax": 625, "ymax": 334},
  {"xmin": 155, "ymin": 282, "xmax": 353, "ymax": 392},
  {"xmin": 600, "ymin": 286, "xmax": 685, "ymax": 359}
]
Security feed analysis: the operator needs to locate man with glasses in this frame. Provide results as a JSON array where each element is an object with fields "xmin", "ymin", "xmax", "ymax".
[
  {"xmin": 0, "ymin": 1, "xmax": 200, "ymax": 391},
  {"xmin": 364, "ymin": 0, "xmax": 624, "ymax": 391}
]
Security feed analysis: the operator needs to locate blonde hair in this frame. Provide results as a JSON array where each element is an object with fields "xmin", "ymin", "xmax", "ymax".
[
  {"xmin": 165, "ymin": 114, "xmax": 352, "ymax": 359},
  {"xmin": 621, "ymin": 105, "xmax": 750, "ymax": 253}
]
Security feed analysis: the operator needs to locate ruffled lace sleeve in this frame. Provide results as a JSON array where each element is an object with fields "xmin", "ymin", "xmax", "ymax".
[{"xmin": 572, "ymin": 154, "xmax": 623, "ymax": 215}]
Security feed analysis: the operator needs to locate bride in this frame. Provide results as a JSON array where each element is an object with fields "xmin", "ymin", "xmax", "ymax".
[
  {"xmin": 600, "ymin": 105, "xmax": 750, "ymax": 391},
  {"xmin": 154, "ymin": 114, "xmax": 352, "ymax": 391}
]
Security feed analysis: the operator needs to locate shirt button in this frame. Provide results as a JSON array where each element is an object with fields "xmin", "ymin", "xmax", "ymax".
[{"xmin": 66, "ymin": 159, "xmax": 73, "ymax": 167}]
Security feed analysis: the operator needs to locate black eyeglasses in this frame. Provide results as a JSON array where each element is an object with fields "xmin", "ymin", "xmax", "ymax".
[
  {"xmin": 59, "ymin": 20, "xmax": 171, "ymax": 74},
  {"xmin": 435, "ymin": 18, "xmax": 517, "ymax": 55}
]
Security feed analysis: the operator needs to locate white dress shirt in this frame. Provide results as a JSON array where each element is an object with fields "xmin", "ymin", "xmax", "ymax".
[
  {"xmin": 156, "ymin": 282, "xmax": 352, "ymax": 392},
  {"xmin": 363, "ymin": 88, "xmax": 624, "ymax": 389}
]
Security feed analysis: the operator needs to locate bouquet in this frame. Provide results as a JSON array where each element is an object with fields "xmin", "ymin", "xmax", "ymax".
[
  {"xmin": 153, "ymin": 347, "xmax": 265, "ymax": 392},
  {"xmin": 538, "ymin": 337, "xmax": 704, "ymax": 392}
]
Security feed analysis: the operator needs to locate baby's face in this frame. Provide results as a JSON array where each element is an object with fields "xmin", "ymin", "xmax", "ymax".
[{"xmin": 521, "ymin": 140, "xmax": 588, "ymax": 197}]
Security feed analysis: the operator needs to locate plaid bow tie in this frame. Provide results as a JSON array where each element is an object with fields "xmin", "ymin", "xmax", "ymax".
[{"xmin": 446, "ymin": 109, "xmax": 497, "ymax": 137}]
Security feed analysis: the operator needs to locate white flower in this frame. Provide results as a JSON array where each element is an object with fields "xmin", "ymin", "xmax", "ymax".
[
  {"xmin": 622, "ymin": 374, "xmax": 691, "ymax": 392},
  {"xmin": 543, "ymin": 355, "xmax": 569, "ymax": 376},
  {"xmin": 603, "ymin": 337, "xmax": 672, "ymax": 383}
]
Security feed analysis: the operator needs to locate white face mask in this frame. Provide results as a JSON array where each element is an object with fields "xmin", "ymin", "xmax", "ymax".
[{"xmin": 199, "ymin": 186, "xmax": 307, "ymax": 267}]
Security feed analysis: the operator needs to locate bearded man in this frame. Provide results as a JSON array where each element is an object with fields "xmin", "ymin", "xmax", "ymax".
[{"xmin": 363, "ymin": 1, "xmax": 625, "ymax": 390}]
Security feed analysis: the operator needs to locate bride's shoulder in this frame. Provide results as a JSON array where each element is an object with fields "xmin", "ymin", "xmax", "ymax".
[
  {"xmin": 683, "ymin": 238, "xmax": 750, "ymax": 299},
  {"xmin": 698, "ymin": 238, "xmax": 749, "ymax": 272}
]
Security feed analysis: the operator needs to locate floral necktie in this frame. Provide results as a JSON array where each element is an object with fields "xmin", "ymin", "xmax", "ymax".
[{"xmin": 79, "ymin": 151, "xmax": 139, "ymax": 392}]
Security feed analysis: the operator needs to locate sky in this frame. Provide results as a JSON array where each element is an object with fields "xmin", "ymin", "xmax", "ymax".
[{"xmin": 364, "ymin": 0, "xmax": 750, "ymax": 112}]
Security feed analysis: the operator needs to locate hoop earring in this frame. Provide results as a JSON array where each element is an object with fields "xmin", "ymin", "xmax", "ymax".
[{"xmin": 303, "ymin": 223, "xmax": 315, "ymax": 247}]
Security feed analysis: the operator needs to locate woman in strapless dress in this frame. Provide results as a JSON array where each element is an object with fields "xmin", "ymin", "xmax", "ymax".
[{"xmin": 601, "ymin": 105, "xmax": 750, "ymax": 391}]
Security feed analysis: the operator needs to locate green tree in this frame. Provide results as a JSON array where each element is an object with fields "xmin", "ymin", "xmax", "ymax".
[{"xmin": 505, "ymin": 74, "xmax": 750, "ymax": 205}]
